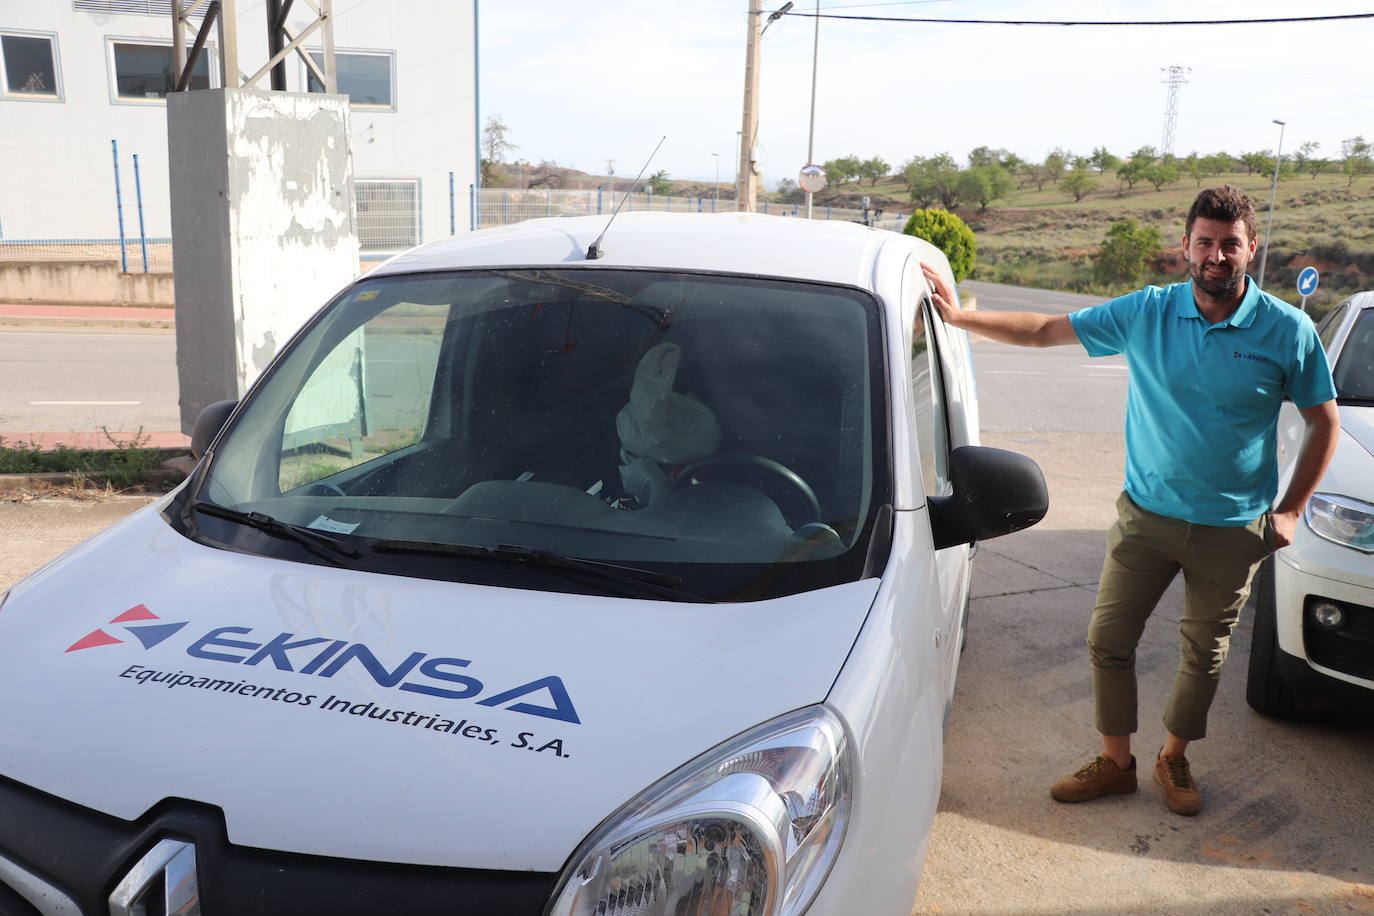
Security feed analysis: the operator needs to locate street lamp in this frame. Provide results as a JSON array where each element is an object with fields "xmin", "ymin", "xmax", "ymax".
[
  {"xmin": 1258, "ymin": 118, "xmax": 1286, "ymax": 290},
  {"xmin": 712, "ymin": 152, "xmax": 720, "ymax": 211},
  {"xmin": 804, "ymin": 0, "xmax": 819, "ymax": 218}
]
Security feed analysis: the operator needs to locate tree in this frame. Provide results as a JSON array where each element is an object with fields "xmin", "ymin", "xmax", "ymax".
[
  {"xmin": 957, "ymin": 164, "xmax": 1013, "ymax": 211},
  {"xmin": 903, "ymin": 153, "xmax": 961, "ymax": 208},
  {"xmin": 859, "ymin": 156, "xmax": 890, "ymax": 186},
  {"xmin": 1239, "ymin": 151, "xmax": 1269, "ymax": 174},
  {"xmin": 1142, "ymin": 160, "xmax": 1179, "ymax": 191},
  {"xmin": 480, "ymin": 114, "xmax": 517, "ymax": 185},
  {"xmin": 1292, "ymin": 141, "xmax": 1320, "ymax": 174},
  {"xmin": 1305, "ymin": 155, "xmax": 1329, "ymax": 180},
  {"xmin": 1090, "ymin": 146, "xmax": 1121, "ymax": 173},
  {"xmin": 903, "ymin": 209, "xmax": 977, "ymax": 283},
  {"xmin": 1342, "ymin": 136, "xmax": 1372, "ymax": 185},
  {"xmin": 1183, "ymin": 153, "xmax": 1207, "ymax": 187},
  {"xmin": 1019, "ymin": 160, "xmax": 1050, "ymax": 191},
  {"xmin": 1043, "ymin": 148, "xmax": 1068, "ymax": 184},
  {"xmin": 1094, "ymin": 218, "xmax": 1162, "ymax": 288},
  {"xmin": 1202, "ymin": 152, "xmax": 1231, "ymax": 179},
  {"xmin": 647, "ymin": 169, "xmax": 673, "ymax": 196},
  {"xmin": 1115, "ymin": 158, "xmax": 1149, "ymax": 193},
  {"xmin": 823, "ymin": 155, "xmax": 864, "ymax": 186},
  {"xmin": 1063, "ymin": 168, "xmax": 1096, "ymax": 201},
  {"xmin": 967, "ymin": 146, "xmax": 1011, "ymax": 169}
]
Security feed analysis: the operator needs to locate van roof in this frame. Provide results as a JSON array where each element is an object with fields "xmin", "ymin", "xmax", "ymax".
[{"xmin": 367, "ymin": 211, "xmax": 944, "ymax": 291}]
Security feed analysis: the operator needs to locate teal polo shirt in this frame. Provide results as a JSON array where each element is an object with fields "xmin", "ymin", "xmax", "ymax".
[{"xmin": 1068, "ymin": 279, "xmax": 1335, "ymax": 526}]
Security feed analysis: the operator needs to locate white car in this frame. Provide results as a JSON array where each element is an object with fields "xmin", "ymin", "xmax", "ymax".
[
  {"xmin": 1248, "ymin": 290, "xmax": 1374, "ymax": 716},
  {"xmin": 0, "ymin": 213, "xmax": 1046, "ymax": 915}
]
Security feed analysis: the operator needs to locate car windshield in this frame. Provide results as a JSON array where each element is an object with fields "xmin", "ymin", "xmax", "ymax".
[
  {"xmin": 181, "ymin": 268, "xmax": 891, "ymax": 601},
  {"xmin": 1334, "ymin": 307, "xmax": 1374, "ymax": 402}
]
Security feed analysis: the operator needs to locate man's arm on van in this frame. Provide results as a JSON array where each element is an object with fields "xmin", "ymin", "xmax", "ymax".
[{"xmin": 921, "ymin": 262, "xmax": 1079, "ymax": 348}]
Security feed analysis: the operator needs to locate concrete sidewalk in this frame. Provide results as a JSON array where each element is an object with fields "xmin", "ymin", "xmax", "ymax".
[
  {"xmin": 0, "ymin": 302, "xmax": 175, "ymax": 329},
  {"xmin": 1, "ymin": 303, "xmax": 185, "ymax": 450}
]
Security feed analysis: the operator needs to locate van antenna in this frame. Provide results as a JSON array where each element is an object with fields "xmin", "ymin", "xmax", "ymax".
[{"xmin": 587, "ymin": 136, "xmax": 667, "ymax": 261}]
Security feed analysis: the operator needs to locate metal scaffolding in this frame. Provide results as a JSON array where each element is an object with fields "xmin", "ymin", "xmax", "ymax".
[
  {"xmin": 1160, "ymin": 65, "xmax": 1191, "ymax": 157},
  {"xmin": 169, "ymin": 0, "xmax": 337, "ymax": 94}
]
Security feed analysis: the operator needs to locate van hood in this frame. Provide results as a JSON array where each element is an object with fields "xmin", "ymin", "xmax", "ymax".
[{"xmin": 0, "ymin": 506, "xmax": 878, "ymax": 871}]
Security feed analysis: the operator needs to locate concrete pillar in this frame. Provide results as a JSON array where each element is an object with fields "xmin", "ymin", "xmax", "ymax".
[{"xmin": 168, "ymin": 88, "xmax": 359, "ymax": 434}]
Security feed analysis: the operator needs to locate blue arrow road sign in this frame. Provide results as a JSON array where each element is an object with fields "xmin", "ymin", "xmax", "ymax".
[{"xmin": 1297, "ymin": 266, "xmax": 1320, "ymax": 296}]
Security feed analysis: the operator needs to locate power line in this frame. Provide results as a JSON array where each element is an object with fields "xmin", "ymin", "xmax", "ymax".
[{"xmin": 783, "ymin": 11, "xmax": 1374, "ymax": 26}]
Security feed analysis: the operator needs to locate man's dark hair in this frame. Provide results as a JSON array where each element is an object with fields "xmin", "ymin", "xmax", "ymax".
[{"xmin": 1185, "ymin": 185, "xmax": 1257, "ymax": 241}]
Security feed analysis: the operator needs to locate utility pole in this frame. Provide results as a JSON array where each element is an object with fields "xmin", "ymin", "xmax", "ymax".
[{"xmin": 737, "ymin": 0, "xmax": 763, "ymax": 212}]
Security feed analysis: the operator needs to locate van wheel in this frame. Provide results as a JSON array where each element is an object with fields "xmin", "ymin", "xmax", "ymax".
[
  {"xmin": 959, "ymin": 593, "xmax": 971, "ymax": 654},
  {"xmin": 1245, "ymin": 557, "xmax": 1299, "ymax": 717}
]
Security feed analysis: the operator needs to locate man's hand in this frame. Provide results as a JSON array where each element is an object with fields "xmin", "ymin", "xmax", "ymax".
[
  {"xmin": 920, "ymin": 262, "xmax": 962, "ymax": 326},
  {"xmin": 1269, "ymin": 508, "xmax": 1298, "ymax": 550}
]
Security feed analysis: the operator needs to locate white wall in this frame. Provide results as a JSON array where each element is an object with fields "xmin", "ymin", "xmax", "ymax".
[{"xmin": 0, "ymin": 0, "xmax": 476, "ymax": 247}]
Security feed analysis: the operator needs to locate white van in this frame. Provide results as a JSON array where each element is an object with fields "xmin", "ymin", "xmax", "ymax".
[{"xmin": 0, "ymin": 212, "xmax": 1045, "ymax": 915}]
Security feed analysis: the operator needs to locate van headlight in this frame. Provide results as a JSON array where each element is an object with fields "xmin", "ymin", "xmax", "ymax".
[
  {"xmin": 1305, "ymin": 493, "xmax": 1374, "ymax": 553},
  {"xmin": 545, "ymin": 705, "xmax": 851, "ymax": 916}
]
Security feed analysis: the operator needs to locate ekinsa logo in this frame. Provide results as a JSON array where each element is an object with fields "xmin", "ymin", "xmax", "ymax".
[
  {"xmin": 64, "ymin": 604, "xmax": 581, "ymax": 724},
  {"xmin": 66, "ymin": 604, "xmax": 188, "ymax": 652}
]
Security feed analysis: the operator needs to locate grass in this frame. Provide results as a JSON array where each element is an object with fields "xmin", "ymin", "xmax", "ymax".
[{"xmin": 0, "ymin": 428, "xmax": 174, "ymax": 490}]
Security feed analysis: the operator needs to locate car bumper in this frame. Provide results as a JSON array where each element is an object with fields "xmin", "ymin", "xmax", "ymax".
[{"xmin": 1272, "ymin": 540, "xmax": 1374, "ymax": 700}]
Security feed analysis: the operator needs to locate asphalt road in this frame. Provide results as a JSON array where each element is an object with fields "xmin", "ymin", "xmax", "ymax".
[
  {"xmin": 2, "ymin": 281, "xmax": 1371, "ymax": 914},
  {"xmin": 0, "ymin": 327, "xmax": 180, "ymax": 434}
]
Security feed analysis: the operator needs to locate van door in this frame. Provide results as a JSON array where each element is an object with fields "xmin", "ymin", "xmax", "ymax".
[{"xmin": 903, "ymin": 257, "xmax": 973, "ymax": 715}]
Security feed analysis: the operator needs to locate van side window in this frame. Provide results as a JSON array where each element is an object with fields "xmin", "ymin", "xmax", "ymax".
[{"xmin": 912, "ymin": 300, "xmax": 952, "ymax": 498}]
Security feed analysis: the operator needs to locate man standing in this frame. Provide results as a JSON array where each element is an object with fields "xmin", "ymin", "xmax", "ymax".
[{"xmin": 924, "ymin": 186, "xmax": 1338, "ymax": 815}]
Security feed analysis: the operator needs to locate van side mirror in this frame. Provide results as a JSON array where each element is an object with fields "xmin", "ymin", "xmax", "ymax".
[
  {"xmin": 191, "ymin": 399, "xmax": 239, "ymax": 460},
  {"xmin": 928, "ymin": 445, "xmax": 1048, "ymax": 549}
]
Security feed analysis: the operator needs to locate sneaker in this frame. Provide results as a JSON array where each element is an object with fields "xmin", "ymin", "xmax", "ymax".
[
  {"xmin": 1153, "ymin": 752, "xmax": 1202, "ymax": 816},
  {"xmin": 1050, "ymin": 754, "xmax": 1137, "ymax": 803}
]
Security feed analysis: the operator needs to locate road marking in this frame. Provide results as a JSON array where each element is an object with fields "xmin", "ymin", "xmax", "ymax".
[
  {"xmin": 982, "ymin": 370, "xmax": 1046, "ymax": 376},
  {"xmin": 1083, "ymin": 364, "xmax": 1129, "ymax": 371},
  {"xmin": 29, "ymin": 400, "xmax": 141, "ymax": 406}
]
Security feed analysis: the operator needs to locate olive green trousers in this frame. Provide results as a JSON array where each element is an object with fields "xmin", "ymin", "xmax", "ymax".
[{"xmin": 1089, "ymin": 491, "xmax": 1275, "ymax": 741}]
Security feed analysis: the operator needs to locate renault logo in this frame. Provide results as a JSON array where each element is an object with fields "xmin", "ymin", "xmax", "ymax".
[{"xmin": 109, "ymin": 839, "xmax": 201, "ymax": 916}]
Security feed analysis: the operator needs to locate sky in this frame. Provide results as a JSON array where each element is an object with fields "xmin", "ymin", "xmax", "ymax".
[{"xmin": 480, "ymin": 0, "xmax": 1371, "ymax": 189}]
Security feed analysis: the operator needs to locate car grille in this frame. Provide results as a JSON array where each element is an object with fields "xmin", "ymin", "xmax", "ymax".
[
  {"xmin": 0, "ymin": 774, "xmax": 557, "ymax": 916},
  {"xmin": 1304, "ymin": 595, "xmax": 1374, "ymax": 682}
]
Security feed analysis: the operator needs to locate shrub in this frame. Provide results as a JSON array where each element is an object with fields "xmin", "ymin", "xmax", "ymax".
[
  {"xmin": 1094, "ymin": 219, "xmax": 1163, "ymax": 289},
  {"xmin": 903, "ymin": 208, "xmax": 977, "ymax": 283}
]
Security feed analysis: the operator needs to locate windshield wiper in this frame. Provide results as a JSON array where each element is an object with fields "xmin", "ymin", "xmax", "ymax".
[
  {"xmin": 368, "ymin": 539, "xmax": 713, "ymax": 603},
  {"xmin": 191, "ymin": 502, "xmax": 362, "ymax": 569}
]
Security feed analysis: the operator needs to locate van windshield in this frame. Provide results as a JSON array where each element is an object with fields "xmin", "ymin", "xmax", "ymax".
[{"xmin": 181, "ymin": 269, "xmax": 891, "ymax": 601}]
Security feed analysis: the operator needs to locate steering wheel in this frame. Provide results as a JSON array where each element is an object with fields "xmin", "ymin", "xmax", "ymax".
[{"xmin": 670, "ymin": 452, "xmax": 822, "ymax": 526}]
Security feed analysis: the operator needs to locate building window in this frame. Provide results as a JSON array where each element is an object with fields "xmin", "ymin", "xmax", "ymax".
[
  {"xmin": 109, "ymin": 39, "xmax": 210, "ymax": 101},
  {"xmin": 75, "ymin": 0, "xmax": 213, "ymax": 15},
  {"xmin": 306, "ymin": 50, "xmax": 395, "ymax": 109},
  {"xmin": 1, "ymin": 31, "xmax": 62, "ymax": 100},
  {"xmin": 356, "ymin": 179, "xmax": 421, "ymax": 254}
]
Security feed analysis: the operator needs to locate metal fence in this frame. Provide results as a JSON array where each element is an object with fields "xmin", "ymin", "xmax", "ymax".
[
  {"xmin": 0, "ymin": 139, "xmax": 174, "ymax": 272},
  {"xmin": 0, "ymin": 150, "xmax": 907, "ymax": 277},
  {"xmin": 468, "ymin": 186, "xmax": 907, "ymax": 233}
]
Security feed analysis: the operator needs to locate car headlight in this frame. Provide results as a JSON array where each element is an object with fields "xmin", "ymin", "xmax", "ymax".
[
  {"xmin": 545, "ymin": 705, "xmax": 851, "ymax": 916},
  {"xmin": 1305, "ymin": 493, "xmax": 1374, "ymax": 553}
]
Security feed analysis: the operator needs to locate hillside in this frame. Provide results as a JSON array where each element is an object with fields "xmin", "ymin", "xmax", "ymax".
[{"xmin": 484, "ymin": 162, "xmax": 1373, "ymax": 312}]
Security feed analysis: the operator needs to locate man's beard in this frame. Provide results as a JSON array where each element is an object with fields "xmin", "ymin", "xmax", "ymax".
[{"xmin": 1191, "ymin": 261, "xmax": 1245, "ymax": 297}]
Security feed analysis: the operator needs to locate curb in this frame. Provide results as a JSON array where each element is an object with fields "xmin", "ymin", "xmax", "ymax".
[{"xmin": 0, "ymin": 455, "xmax": 195, "ymax": 492}]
